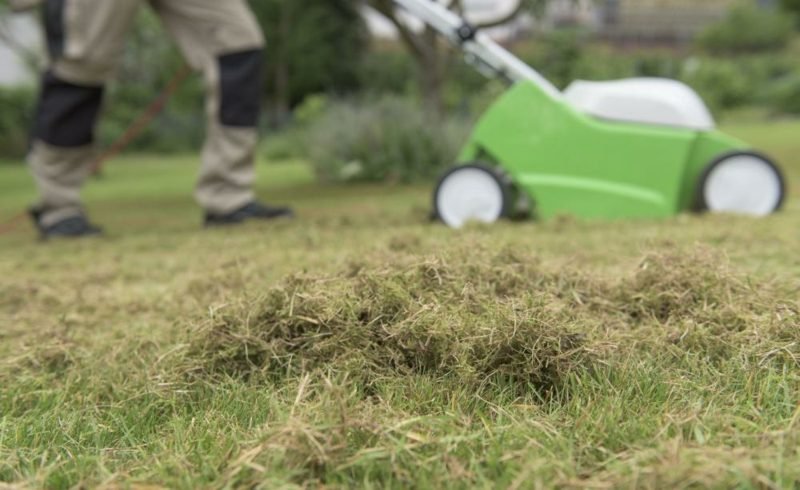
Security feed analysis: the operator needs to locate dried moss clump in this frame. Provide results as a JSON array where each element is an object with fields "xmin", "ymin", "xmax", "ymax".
[
  {"xmin": 183, "ymin": 245, "xmax": 798, "ymax": 390},
  {"xmin": 186, "ymin": 247, "xmax": 587, "ymax": 391},
  {"xmin": 610, "ymin": 247, "xmax": 799, "ymax": 363},
  {"xmin": 615, "ymin": 247, "xmax": 749, "ymax": 324}
]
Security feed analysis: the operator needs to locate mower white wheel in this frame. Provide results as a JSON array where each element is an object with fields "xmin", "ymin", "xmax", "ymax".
[
  {"xmin": 701, "ymin": 153, "xmax": 785, "ymax": 217},
  {"xmin": 435, "ymin": 165, "xmax": 507, "ymax": 229}
]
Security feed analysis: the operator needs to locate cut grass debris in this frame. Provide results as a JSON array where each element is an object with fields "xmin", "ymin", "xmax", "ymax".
[
  {"xmin": 2, "ymin": 238, "xmax": 799, "ymax": 489},
  {"xmin": 184, "ymin": 244, "xmax": 798, "ymax": 392},
  {"xmin": 609, "ymin": 247, "xmax": 800, "ymax": 365},
  {"xmin": 166, "ymin": 243, "xmax": 799, "ymax": 488},
  {"xmin": 184, "ymin": 246, "xmax": 589, "ymax": 393}
]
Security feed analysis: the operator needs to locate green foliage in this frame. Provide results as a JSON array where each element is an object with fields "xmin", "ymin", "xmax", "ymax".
[
  {"xmin": 260, "ymin": 95, "xmax": 328, "ymax": 162},
  {"xmin": 306, "ymin": 96, "xmax": 472, "ymax": 183},
  {"xmin": 571, "ymin": 50, "xmax": 634, "ymax": 81},
  {"xmin": 0, "ymin": 85, "xmax": 35, "ymax": 161},
  {"xmin": 680, "ymin": 59, "xmax": 752, "ymax": 114},
  {"xmin": 698, "ymin": 3, "xmax": 794, "ymax": 54},
  {"xmin": 292, "ymin": 94, "xmax": 330, "ymax": 126},
  {"xmin": 356, "ymin": 45, "xmax": 490, "ymax": 115},
  {"xmin": 248, "ymin": 0, "xmax": 368, "ymax": 117},
  {"xmin": 259, "ymin": 126, "xmax": 308, "ymax": 162},
  {"xmin": 678, "ymin": 54, "xmax": 797, "ymax": 115},
  {"xmin": 782, "ymin": 0, "xmax": 800, "ymax": 21},
  {"xmin": 357, "ymin": 47, "xmax": 417, "ymax": 96},
  {"xmin": 633, "ymin": 54, "xmax": 681, "ymax": 79},
  {"xmin": 96, "ymin": 8, "xmax": 206, "ymax": 153},
  {"xmin": 526, "ymin": 30, "xmax": 585, "ymax": 89},
  {"xmin": 519, "ymin": 33, "xmax": 641, "ymax": 87},
  {"xmin": 442, "ymin": 57, "xmax": 493, "ymax": 111},
  {"xmin": 101, "ymin": 80, "xmax": 207, "ymax": 154},
  {"xmin": 761, "ymin": 71, "xmax": 800, "ymax": 115}
]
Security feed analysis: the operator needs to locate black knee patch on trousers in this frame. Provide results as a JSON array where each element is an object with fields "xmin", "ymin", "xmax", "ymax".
[
  {"xmin": 218, "ymin": 49, "xmax": 264, "ymax": 128},
  {"xmin": 33, "ymin": 71, "xmax": 104, "ymax": 147}
]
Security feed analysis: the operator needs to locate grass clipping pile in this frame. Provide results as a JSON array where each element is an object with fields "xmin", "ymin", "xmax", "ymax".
[
  {"xmin": 186, "ymin": 246, "xmax": 587, "ymax": 391},
  {"xmin": 183, "ymin": 243, "xmax": 798, "ymax": 392}
]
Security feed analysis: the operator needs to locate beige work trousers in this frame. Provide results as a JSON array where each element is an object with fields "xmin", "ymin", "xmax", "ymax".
[{"xmin": 29, "ymin": 0, "xmax": 265, "ymax": 225}]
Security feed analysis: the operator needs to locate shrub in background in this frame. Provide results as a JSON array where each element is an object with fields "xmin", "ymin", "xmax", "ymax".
[
  {"xmin": 698, "ymin": 3, "xmax": 794, "ymax": 54},
  {"xmin": 259, "ymin": 94, "xmax": 329, "ymax": 162},
  {"xmin": 441, "ymin": 58, "xmax": 493, "ymax": 115},
  {"xmin": 248, "ymin": 0, "xmax": 368, "ymax": 122},
  {"xmin": 781, "ymin": 0, "xmax": 800, "ymax": 25},
  {"xmin": 0, "ymin": 86, "xmax": 35, "ymax": 162},
  {"xmin": 91, "ymin": 7, "xmax": 203, "ymax": 153},
  {"xmin": 572, "ymin": 49, "xmax": 634, "ymax": 82},
  {"xmin": 679, "ymin": 54, "xmax": 798, "ymax": 116},
  {"xmin": 357, "ymin": 47, "xmax": 417, "ymax": 96},
  {"xmin": 520, "ymin": 33, "xmax": 669, "ymax": 87},
  {"xmin": 306, "ymin": 96, "xmax": 471, "ymax": 184},
  {"xmin": 260, "ymin": 127, "xmax": 308, "ymax": 162},
  {"xmin": 761, "ymin": 71, "xmax": 800, "ymax": 115},
  {"xmin": 523, "ymin": 30, "xmax": 585, "ymax": 89},
  {"xmin": 679, "ymin": 59, "xmax": 752, "ymax": 115},
  {"xmin": 358, "ymin": 45, "xmax": 490, "ymax": 116},
  {"xmin": 100, "ymin": 77, "xmax": 207, "ymax": 154}
]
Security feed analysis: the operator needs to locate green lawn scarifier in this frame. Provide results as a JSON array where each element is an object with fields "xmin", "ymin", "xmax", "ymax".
[{"xmin": 395, "ymin": 0, "xmax": 787, "ymax": 228}]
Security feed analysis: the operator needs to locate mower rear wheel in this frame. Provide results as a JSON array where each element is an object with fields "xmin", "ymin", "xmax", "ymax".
[
  {"xmin": 698, "ymin": 152, "xmax": 785, "ymax": 217},
  {"xmin": 434, "ymin": 164, "xmax": 510, "ymax": 229}
]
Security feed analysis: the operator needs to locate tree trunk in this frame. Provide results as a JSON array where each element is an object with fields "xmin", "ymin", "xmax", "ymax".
[
  {"xmin": 273, "ymin": 61, "xmax": 291, "ymax": 123},
  {"xmin": 417, "ymin": 56, "xmax": 444, "ymax": 115},
  {"xmin": 271, "ymin": 4, "xmax": 292, "ymax": 126},
  {"xmin": 416, "ymin": 27, "xmax": 446, "ymax": 116}
]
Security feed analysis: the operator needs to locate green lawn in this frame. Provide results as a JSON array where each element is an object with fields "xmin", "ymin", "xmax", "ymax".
[{"xmin": 1, "ymin": 120, "xmax": 799, "ymax": 489}]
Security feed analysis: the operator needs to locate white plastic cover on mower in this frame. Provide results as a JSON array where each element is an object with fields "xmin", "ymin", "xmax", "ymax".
[{"xmin": 564, "ymin": 78, "xmax": 716, "ymax": 131}]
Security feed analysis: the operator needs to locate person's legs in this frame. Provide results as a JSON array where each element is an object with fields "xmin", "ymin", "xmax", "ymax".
[
  {"xmin": 151, "ymin": 0, "xmax": 266, "ymax": 215},
  {"xmin": 29, "ymin": 0, "xmax": 140, "ymax": 229}
]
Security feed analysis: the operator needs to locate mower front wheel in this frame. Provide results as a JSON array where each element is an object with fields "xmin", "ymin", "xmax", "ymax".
[
  {"xmin": 697, "ymin": 151, "xmax": 786, "ymax": 217},
  {"xmin": 434, "ymin": 164, "xmax": 511, "ymax": 229}
]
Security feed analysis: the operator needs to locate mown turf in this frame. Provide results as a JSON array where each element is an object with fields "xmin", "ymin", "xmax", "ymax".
[{"xmin": 1, "ymin": 120, "xmax": 799, "ymax": 489}]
